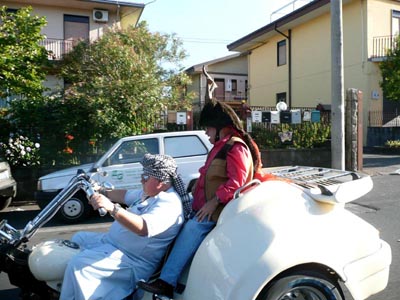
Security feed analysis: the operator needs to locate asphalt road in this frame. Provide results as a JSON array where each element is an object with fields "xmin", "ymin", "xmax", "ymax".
[
  {"xmin": 0, "ymin": 152, "xmax": 399, "ymax": 299},
  {"xmin": 351, "ymin": 175, "xmax": 400, "ymax": 300},
  {"xmin": 346, "ymin": 152, "xmax": 400, "ymax": 300}
]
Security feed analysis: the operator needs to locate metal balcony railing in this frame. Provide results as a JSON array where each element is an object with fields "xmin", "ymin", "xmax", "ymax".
[
  {"xmin": 371, "ymin": 35, "xmax": 398, "ymax": 61},
  {"xmin": 39, "ymin": 38, "xmax": 77, "ymax": 60}
]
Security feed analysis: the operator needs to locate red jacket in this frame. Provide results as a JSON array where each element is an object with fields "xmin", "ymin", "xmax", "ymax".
[{"xmin": 192, "ymin": 134, "xmax": 252, "ymax": 212}]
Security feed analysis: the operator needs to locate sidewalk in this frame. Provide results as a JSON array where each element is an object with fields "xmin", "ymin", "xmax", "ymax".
[{"xmin": 362, "ymin": 153, "xmax": 400, "ymax": 176}]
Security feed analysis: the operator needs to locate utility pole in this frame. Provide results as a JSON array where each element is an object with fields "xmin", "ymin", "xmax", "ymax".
[{"xmin": 331, "ymin": 0, "xmax": 345, "ymax": 170}]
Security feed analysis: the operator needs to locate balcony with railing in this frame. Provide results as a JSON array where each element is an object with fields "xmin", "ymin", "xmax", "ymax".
[
  {"xmin": 370, "ymin": 35, "xmax": 398, "ymax": 61},
  {"xmin": 39, "ymin": 38, "xmax": 77, "ymax": 60}
]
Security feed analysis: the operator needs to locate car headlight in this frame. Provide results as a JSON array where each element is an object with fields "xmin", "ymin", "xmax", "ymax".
[
  {"xmin": 0, "ymin": 170, "xmax": 10, "ymax": 180},
  {"xmin": 37, "ymin": 179, "xmax": 42, "ymax": 191}
]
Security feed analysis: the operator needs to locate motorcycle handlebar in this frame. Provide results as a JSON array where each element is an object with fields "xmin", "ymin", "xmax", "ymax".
[
  {"xmin": 82, "ymin": 174, "xmax": 108, "ymax": 217},
  {"xmin": 98, "ymin": 207, "xmax": 107, "ymax": 217}
]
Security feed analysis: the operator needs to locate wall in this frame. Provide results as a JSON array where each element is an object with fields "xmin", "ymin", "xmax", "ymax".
[
  {"xmin": 187, "ymin": 73, "xmax": 201, "ymax": 110},
  {"xmin": 249, "ymin": 0, "xmax": 370, "ymax": 108},
  {"xmin": 249, "ymin": 35, "xmax": 289, "ymax": 105},
  {"xmin": 291, "ymin": 13, "xmax": 331, "ymax": 107},
  {"xmin": 261, "ymin": 148, "xmax": 331, "ymax": 168},
  {"xmin": 208, "ymin": 55, "xmax": 248, "ymax": 74},
  {"xmin": 8, "ymin": 3, "xmax": 120, "ymax": 41}
]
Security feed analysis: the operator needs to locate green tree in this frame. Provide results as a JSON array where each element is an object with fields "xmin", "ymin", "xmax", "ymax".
[
  {"xmin": 59, "ymin": 22, "xmax": 193, "ymax": 142},
  {"xmin": 379, "ymin": 35, "xmax": 400, "ymax": 102},
  {"xmin": 8, "ymin": 22, "xmax": 194, "ymax": 166},
  {"xmin": 0, "ymin": 6, "xmax": 48, "ymax": 99}
]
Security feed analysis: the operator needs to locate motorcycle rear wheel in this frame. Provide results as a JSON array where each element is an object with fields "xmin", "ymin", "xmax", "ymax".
[{"xmin": 257, "ymin": 270, "xmax": 344, "ymax": 300}]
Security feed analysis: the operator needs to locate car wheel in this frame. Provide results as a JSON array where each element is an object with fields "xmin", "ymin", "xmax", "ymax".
[
  {"xmin": 258, "ymin": 271, "xmax": 344, "ymax": 300},
  {"xmin": 36, "ymin": 197, "xmax": 49, "ymax": 210},
  {"xmin": 58, "ymin": 192, "xmax": 92, "ymax": 223},
  {"xmin": 0, "ymin": 196, "xmax": 12, "ymax": 211}
]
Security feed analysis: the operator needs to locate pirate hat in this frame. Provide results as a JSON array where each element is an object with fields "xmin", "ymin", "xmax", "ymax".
[{"xmin": 199, "ymin": 99, "xmax": 243, "ymax": 131}]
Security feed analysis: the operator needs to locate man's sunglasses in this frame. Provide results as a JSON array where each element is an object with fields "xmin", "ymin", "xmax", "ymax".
[{"xmin": 141, "ymin": 174, "xmax": 151, "ymax": 182}]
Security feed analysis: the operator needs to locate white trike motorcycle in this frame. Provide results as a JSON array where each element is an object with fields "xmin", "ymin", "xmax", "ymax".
[{"xmin": 0, "ymin": 166, "xmax": 392, "ymax": 300}]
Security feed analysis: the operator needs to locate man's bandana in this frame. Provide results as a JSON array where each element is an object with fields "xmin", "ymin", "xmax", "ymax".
[{"xmin": 141, "ymin": 153, "xmax": 192, "ymax": 219}]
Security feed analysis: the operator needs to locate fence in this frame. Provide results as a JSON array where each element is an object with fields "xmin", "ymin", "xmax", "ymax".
[
  {"xmin": 368, "ymin": 111, "xmax": 400, "ymax": 127},
  {"xmin": 367, "ymin": 110, "xmax": 400, "ymax": 146}
]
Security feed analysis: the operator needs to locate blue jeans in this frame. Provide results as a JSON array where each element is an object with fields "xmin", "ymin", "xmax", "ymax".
[{"xmin": 160, "ymin": 216, "xmax": 216, "ymax": 287}]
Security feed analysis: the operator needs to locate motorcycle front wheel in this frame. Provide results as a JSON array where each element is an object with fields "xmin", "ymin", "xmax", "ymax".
[{"xmin": 257, "ymin": 271, "xmax": 344, "ymax": 300}]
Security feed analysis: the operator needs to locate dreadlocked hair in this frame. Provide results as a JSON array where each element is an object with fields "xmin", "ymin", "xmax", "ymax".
[{"xmin": 236, "ymin": 129, "xmax": 262, "ymax": 173}]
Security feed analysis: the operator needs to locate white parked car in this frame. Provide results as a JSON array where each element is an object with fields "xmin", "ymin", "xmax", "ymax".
[
  {"xmin": 34, "ymin": 130, "xmax": 212, "ymax": 223},
  {"xmin": 142, "ymin": 166, "xmax": 391, "ymax": 300}
]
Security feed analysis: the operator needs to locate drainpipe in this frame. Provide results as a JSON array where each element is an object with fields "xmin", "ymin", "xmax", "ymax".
[{"xmin": 275, "ymin": 27, "xmax": 292, "ymax": 108}]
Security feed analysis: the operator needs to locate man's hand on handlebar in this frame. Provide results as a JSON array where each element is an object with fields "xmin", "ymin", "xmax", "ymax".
[{"xmin": 90, "ymin": 193, "xmax": 114, "ymax": 213}]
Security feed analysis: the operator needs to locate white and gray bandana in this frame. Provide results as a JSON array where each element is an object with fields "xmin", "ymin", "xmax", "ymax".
[{"xmin": 141, "ymin": 153, "xmax": 192, "ymax": 219}]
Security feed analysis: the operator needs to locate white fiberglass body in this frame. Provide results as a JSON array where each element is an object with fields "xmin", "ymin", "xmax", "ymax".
[{"xmin": 143, "ymin": 166, "xmax": 391, "ymax": 300}]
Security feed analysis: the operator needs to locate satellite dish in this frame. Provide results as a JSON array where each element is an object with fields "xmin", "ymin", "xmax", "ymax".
[{"xmin": 276, "ymin": 101, "xmax": 288, "ymax": 111}]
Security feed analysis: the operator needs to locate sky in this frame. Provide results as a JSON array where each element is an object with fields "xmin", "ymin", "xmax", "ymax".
[{"xmin": 139, "ymin": 0, "xmax": 312, "ymax": 69}]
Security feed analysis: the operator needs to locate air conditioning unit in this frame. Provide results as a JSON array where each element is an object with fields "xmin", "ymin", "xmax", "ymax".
[
  {"xmin": 225, "ymin": 79, "xmax": 232, "ymax": 92},
  {"xmin": 93, "ymin": 9, "xmax": 108, "ymax": 22}
]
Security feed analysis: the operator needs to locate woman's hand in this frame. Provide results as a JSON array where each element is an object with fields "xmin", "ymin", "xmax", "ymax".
[
  {"xmin": 89, "ymin": 193, "xmax": 114, "ymax": 213},
  {"xmin": 196, "ymin": 197, "xmax": 219, "ymax": 222}
]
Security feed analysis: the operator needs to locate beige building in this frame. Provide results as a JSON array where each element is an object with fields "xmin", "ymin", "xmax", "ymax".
[
  {"xmin": 228, "ymin": 0, "xmax": 400, "ymax": 142},
  {"xmin": 1, "ymin": 0, "xmax": 144, "ymax": 93},
  {"xmin": 185, "ymin": 53, "xmax": 248, "ymax": 112}
]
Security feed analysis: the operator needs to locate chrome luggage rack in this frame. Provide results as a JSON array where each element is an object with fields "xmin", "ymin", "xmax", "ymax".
[{"xmin": 263, "ymin": 166, "xmax": 373, "ymax": 204}]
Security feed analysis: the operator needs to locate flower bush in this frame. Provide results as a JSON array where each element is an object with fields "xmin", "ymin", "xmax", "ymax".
[
  {"xmin": 63, "ymin": 133, "xmax": 74, "ymax": 154},
  {"xmin": 385, "ymin": 139, "xmax": 400, "ymax": 148},
  {"xmin": 0, "ymin": 134, "xmax": 41, "ymax": 167}
]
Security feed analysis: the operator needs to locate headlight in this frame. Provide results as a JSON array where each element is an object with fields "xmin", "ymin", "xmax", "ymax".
[
  {"xmin": 37, "ymin": 179, "xmax": 42, "ymax": 191},
  {"xmin": 0, "ymin": 170, "xmax": 10, "ymax": 180}
]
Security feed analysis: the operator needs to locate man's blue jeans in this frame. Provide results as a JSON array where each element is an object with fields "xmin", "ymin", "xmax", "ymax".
[{"xmin": 160, "ymin": 216, "xmax": 216, "ymax": 287}]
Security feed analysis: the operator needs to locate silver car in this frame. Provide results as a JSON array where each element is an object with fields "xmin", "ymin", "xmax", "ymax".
[{"xmin": 0, "ymin": 158, "xmax": 17, "ymax": 211}]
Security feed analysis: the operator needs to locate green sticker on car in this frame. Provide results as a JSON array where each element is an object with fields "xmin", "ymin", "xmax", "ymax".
[{"xmin": 111, "ymin": 170, "xmax": 123, "ymax": 180}]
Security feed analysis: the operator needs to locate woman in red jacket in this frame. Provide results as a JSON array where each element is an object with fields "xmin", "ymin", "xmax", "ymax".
[{"xmin": 138, "ymin": 99, "xmax": 261, "ymax": 299}]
